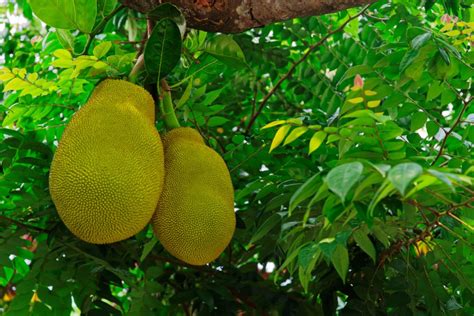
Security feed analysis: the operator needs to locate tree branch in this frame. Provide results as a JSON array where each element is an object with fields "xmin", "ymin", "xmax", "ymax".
[
  {"xmin": 245, "ymin": 4, "xmax": 371, "ymax": 134},
  {"xmin": 0, "ymin": 215, "xmax": 50, "ymax": 233},
  {"xmin": 431, "ymin": 96, "xmax": 473, "ymax": 166},
  {"xmin": 120, "ymin": 0, "xmax": 377, "ymax": 33}
]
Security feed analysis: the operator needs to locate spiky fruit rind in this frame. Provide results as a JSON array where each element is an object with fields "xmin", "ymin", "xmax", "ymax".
[
  {"xmin": 49, "ymin": 79, "xmax": 164, "ymax": 244},
  {"xmin": 153, "ymin": 128, "xmax": 235, "ymax": 265}
]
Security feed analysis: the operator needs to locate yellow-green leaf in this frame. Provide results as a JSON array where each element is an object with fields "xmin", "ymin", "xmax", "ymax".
[
  {"xmin": 53, "ymin": 49, "xmax": 72, "ymax": 59},
  {"xmin": 27, "ymin": 73, "xmax": 38, "ymax": 82},
  {"xmin": 92, "ymin": 61, "xmax": 108, "ymax": 69},
  {"xmin": 348, "ymin": 97, "xmax": 364, "ymax": 104},
  {"xmin": 445, "ymin": 30, "xmax": 461, "ymax": 37},
  {"xmin": 309, "ymin": 131, "xmax": 327, "ymax": 154},
  {"xmin": 286, "ymin": 118, "xmax": 304, "ymax": 125},
  {"xmin": 364, "ymin": 90, "xmax": 377, "ymax": 96},
  {"xmin": 367, "ymin": 100, "xmax": 381, "ymax": 108},
  {"xmin": 12, "ymin": 68, "xmax": 26, "ymax": 79},
  {"xmin": 51, "ymin": 59, "xmax": 75, "ymax": 68},
  {"xmin": 262, "ymin": 120, "xmax": 287, "ymax": 129},
  {"xmin": 284, "ymin": 126, "xmax": 308, "ymax": 146},
  {"xmin": 269, "ymin": 125, "xmax": 291, "ymax": 152},
  {"xmin": 93, "ymin": 41, "xmax": 112, "ymax": 59},
  {"xmin": 4, "ymin": 78, "xmax": 30, "ymax": 92},
  {"xmin": 440, "ymin": 23, "xmax": 454, "ymax": 32},
  {"xmin": 0, "ymin": 68, "xmax": 14, "ymax": 82}
]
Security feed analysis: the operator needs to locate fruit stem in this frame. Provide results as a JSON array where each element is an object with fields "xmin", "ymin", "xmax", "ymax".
[
  {"xmin": 128, "ymin": 54, "xmax": 144, "ymax": 83},
  {"xmin": 159, "ymin": 79, "xmax": 181, "ymax": 129}
]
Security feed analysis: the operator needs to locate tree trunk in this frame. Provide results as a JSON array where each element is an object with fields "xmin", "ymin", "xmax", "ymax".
[{"xmin": 120, "ymin": 0, "xmax": 378, "ymax": 33}]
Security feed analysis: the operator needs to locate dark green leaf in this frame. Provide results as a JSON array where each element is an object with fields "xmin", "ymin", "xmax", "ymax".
[
  {"xmin": 331, "ymin": 245, "xmax": 349, "ymax": 282},
  {"xmin": 144, "ymin": 19, "xmax": 182, "ymax": 80},
  {"xmin": 148, "ymin": 3, "xmax": 186, "ymax": 38},
  {"xmin": 411, "ymin": 32, "xmax": 431, "ymax": 50},
  {"xmin": 249, "ymin": 213, "xmax": 281, "ymax": 244},
  {"xmin": 289, "ymin": 173, "xmax": 321, "ymax": 215}
]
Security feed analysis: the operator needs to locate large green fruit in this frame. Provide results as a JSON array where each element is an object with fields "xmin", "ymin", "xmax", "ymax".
[
  {"xmin": 152, "ymin": 127, "xmax": 235, "ymax": 265},
  {"xmin": 49, "ymin": 79, "xmax": 164, "ymax": 244}
]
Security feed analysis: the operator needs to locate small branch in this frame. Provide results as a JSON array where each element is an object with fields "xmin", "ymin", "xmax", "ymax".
[
  {"xmin": 445, "ymin": 210, "xmax": 474, "ymax": 231},
  {"xmin": 228, "ymin": 287, "xmax": 268, "ymax": 315},
  {"xmin": 81, "ymin": 4, "xmax": 126, "ymax": 55},
  {"xmin": 0, "ymin": 215, "xmax": 50, "ymax": 233},
  {"xmin": 182, "ymin": 303, "xmax": 191, "ymax": 316},
  {"xmin": 431, "ymin": 96, "xmax": 472, "ymax": 166},
  {"xmin": 129, "ymin": 54, "xmax": 145, "ymax": 83},
  {"xmin": 244, "ymin": 5, "xmax": 371, "ymax": 134}
]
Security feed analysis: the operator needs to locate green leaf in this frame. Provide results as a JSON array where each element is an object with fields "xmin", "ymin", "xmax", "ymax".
[
  {"xmin": 426, "ymin": 121, "xmax": 439, "ymax": 137},
  {"xmin": 308, "ymin": 131, "xmax": 327, "ymax": 154},
  {"xmin": 97, "ymin": 0, "xmax": 117, "ymax": 19},
  {"xmin": 331, "ymin": 245, "xmax": 349, "ymax": 282},
  {"xmin": 207, "ymin": 116, "xmax": 229, "ymax": 127},
  {"xmin": 249, "ymin": 213, "xmax": 281, "ymax": 245},
  {"xmin": 269, "ymin": 125, "xmax": 291, "ymax": 152},
  {"xmin": 284, "ymin": 126, "xmax": 308, "ymax": 145},
  {"xmin": 410, "ymin": 112, "xmax": 427, "ymax": 131},
  {"xmin": 371, "ymin": 225, "xmax": 390, "ymax": 248},
  {"xmin": 427, "ymin": 81, "xmax": 442, "ymax": 101},
  {"xmin": 29, "ymin": 0, "xmax": 98, "ymax": 33},
  {"xmin": 388, "ymin": 163, "xmax": 423, "ymax": 196},
  {"xmin": 338, "ymin": 64, "xmax": 372, "ymax": 85},
  {"xmin": 411, "ymin": 32, "xmax": 432, "ymax": 50},
  {"xmin": 298, "ymin": 244, "xmax": 321, "ymax": 292},
  {"xmin": 326, "ymin": 162, "xmax": 364, "ymax": 202},
  {"xmin": 56, "ymin": 29, "xmax": 75, "ymax": 50},
  {"xmin": 368, "ymin": 180, "xmax": 395, "ymax": 214},
  {"xmin": 427, "ymin": 169, "xmax": 454, "ymax": 190},
  {"xmin": 144, "ymin": 19, "xmax": 182, "ymax": 80},
  {"xmin": 93, "ymin": 41, "xmax": 112, "ymax": 59},
  {"xmin": 353, "ymin": 229, "xmax": 376, "ymax": 262},
  {"xmin": 140, "ymin": 237, "xmax": 159, "ymax": 262},
  {"xmin": 289, "ymin": 173, "xmax": 321, "ymax": 215},
  {"xmin": 204, "ymin": 35, "xmax": 247, "ymax": 68},
  {"xmin": 400, "ymin": 49, "xmax": 419, "ymax": 72},
  {"xmin": 176, "ymin": 79, "xmax": 193, "ymax": 108},
  {"xmin": 323, "ymin": 195, "xmax": 346, "ymax": 222},
  {"xmin": 438, "ymin": 47, "xmax": 451, "ymax": 65},
  {"xmin": 148, "ymin": 3, "xmax": 186, "ymax": 38}
]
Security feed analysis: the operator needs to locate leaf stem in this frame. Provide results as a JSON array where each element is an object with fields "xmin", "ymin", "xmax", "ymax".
[
  {"xmin": 128, "ymin": 54, "xmax": 144, "ymax": 83},
  {"xmin": 81, "ymin": 4, "xmax": 126, "ymax": 55},
  {"xmin": 244, "ymin": 4, "xmax": 372, "ymax": 135},
  {"xmin": 159, "ymin": 79, "xmax": 181, "ymax": 130}
]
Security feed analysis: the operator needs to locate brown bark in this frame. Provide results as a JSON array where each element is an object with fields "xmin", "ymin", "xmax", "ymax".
[{"xmin": 120, "ymin": 0, "xmax": 378, "ymax": 33}]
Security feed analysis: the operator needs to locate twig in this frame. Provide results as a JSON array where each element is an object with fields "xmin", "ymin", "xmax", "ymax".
[
  {"xmin": 81, "ymin": 5, "xmax": 126, "ymax": 55},
  {"xmin": 228, "ymin": 287, "xmax": 268, "ymax": 315},
  {"xmin": 0, "ymin": 215, "xmax": 50, "ymax": 233},
  {"xmin": 431, "ymin": 96, "xmax": 473, "ymax": 166},
  {"xmin": 244, "ymin": 4, "xmax": 372, "ymax": 134}
]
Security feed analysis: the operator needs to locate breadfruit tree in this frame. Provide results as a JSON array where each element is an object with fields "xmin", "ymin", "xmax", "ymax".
[{"xmin": 0, "ymin": 0, "xmax": 473, "ymax": 315}]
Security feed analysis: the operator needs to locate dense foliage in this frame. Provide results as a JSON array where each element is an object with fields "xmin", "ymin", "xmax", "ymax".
[{"xmin": 0, "ymin": 0, "xmax": 473, "ymax": 315}]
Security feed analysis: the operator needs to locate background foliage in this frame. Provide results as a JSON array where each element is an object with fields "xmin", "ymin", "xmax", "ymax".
[{"xmin": 0, "ymin": 0, "xmax": 473, "ymax": 315}]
